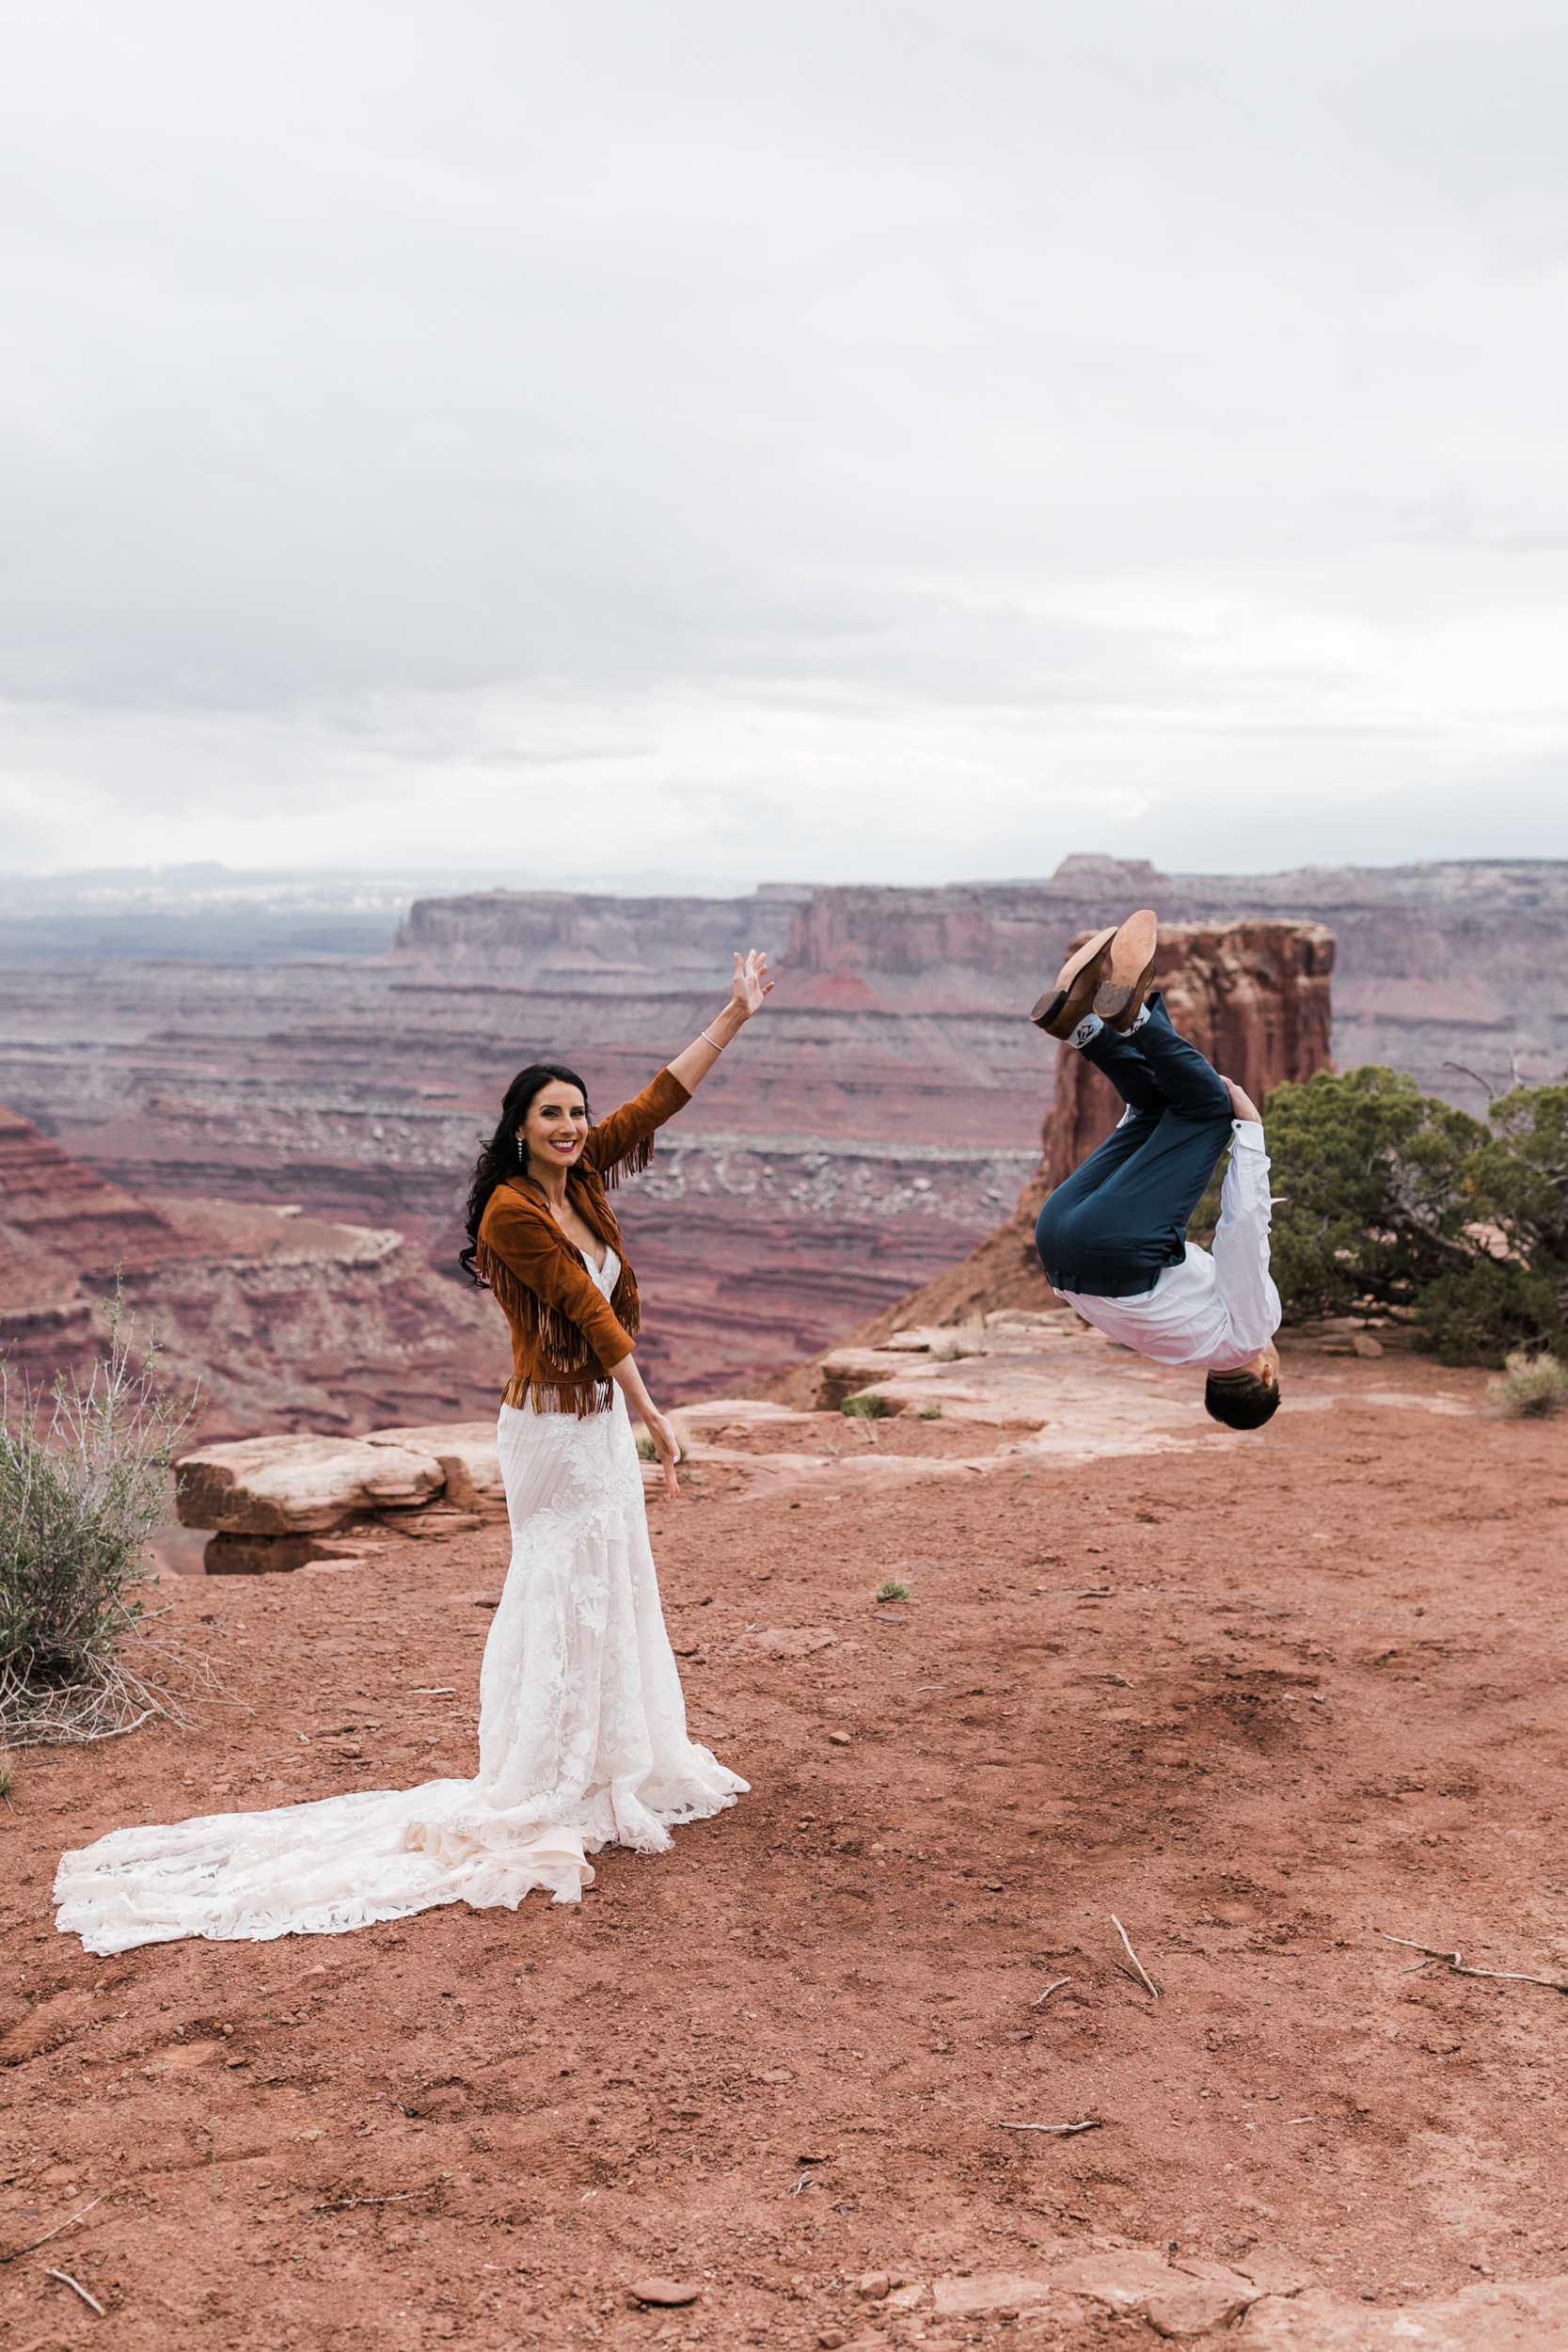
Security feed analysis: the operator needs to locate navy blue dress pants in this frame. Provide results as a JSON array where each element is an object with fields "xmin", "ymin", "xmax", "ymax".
[{"xmin": 1034, "ymin": 993, "xmax": 1235, "ymax": 1299}]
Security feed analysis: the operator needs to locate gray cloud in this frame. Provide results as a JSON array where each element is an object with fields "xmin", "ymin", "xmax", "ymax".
[{"xmin": 1, "ymin": 1, "xmax": 1565, "ymax": 879}]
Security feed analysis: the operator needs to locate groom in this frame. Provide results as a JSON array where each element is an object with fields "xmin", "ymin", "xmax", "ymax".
[{"xmin": 1029, "ymin": 912, "xmax": 1281, "ymax": 1430}]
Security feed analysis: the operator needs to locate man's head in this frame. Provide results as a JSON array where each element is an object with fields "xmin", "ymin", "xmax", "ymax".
[{"xmin": 1205, "ymin": 1342, "xmax": 1281, "ymax": 1431}]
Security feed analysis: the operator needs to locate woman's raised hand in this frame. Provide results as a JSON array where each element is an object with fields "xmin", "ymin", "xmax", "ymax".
[{"xmin": 731, "ymin": 947, "xmax": 773, "ymax": 1018}]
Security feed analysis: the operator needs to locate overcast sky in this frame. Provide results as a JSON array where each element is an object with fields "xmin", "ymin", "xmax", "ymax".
[{"xmin": 3, "ymin": 2, "xmax": 1566, "ymax": 886}]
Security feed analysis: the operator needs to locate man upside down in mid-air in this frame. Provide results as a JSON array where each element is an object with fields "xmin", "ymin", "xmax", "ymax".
[{"xmin": 1030, "ymin": 911, "xmax": 1281, "ymax": 1431}]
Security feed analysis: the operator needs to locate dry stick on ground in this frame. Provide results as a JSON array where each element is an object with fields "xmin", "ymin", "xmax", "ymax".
[
  {"xmin": 311, "ymin": 2190, "xmax": 430, "ymax": 2213},
  {"xmin": 989, "ymin": 2119, "xmax": 1103, "ymax": 2137},
  {"xmin": 1111, "ymin": 1915, "xmax": 1163, "ymax": 1998},
  {"xmin": 0, "ymin": 2197, "xmax": 105, "ymax": 2265},
  {"xmin": 44, "ymin": 2268, "xmax": 105, "ymax": 2316},
  {"xmin": 1031, "ymin": 1977, "xmax": 1071, "ymax": 2008},
  {"xmin": 1380, "ymin": 1932, "xmax": 1568, "ymax": 1994}
]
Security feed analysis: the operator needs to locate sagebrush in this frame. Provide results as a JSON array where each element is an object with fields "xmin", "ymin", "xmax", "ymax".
[
  {"xmin": 1488, "ymin": 1351, "xmax": 1568, "ymax": 1419},
  {"xmin": 0, "ymin": 1289, "xmax": 197, "ymax": 1743}
]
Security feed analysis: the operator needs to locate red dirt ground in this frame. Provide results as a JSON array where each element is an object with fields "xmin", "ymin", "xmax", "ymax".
[{"xmin": 3, "ymin": 1344, "xmax": 1566, "ymax": 2348}]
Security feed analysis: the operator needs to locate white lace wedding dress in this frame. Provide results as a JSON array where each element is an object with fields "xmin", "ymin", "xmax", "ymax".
[{"xmin": 55, "ymin": 1248, "xmax": 746, "ymax": 1955}]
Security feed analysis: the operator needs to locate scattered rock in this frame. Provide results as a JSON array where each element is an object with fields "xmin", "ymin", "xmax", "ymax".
[
  {"xmin": 828, "ymin": 1730, "xmax": 853, "ymax": 1746},
  {"xmin": 627, "ymin": 2276, "xmax": 701, "ymax": 2308},
  {"xmin": 856, "ymin": 2271, "xmax": 891, "ymax": 2300}
]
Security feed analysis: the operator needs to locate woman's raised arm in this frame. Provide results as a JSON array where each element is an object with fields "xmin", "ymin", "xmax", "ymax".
[{"xmin": 666, "ymin": 949, "xmax": 773, "ymax": 1096}]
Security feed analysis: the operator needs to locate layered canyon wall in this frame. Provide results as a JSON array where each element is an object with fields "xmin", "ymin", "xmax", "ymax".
[
  {"xmin": 0, "ymin": 1105, "xmax": 500, "ymax": 1443},
  {"xmin": 0, "ymin": 858, "xmax": 1560, "ymax": 1409}
]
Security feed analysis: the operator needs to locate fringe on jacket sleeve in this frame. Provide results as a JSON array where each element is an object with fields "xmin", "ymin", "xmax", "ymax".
[
  {"xmin": 585, "ymin": 1068, "xmax": 690, "ymax": 1188},
  {"xmin": 599, "ymin": 1131, "xmax": 657, "ymax": 1190}
]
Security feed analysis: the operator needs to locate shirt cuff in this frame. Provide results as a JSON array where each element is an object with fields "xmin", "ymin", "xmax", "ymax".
[{"xmin": 1230, "ymin": 1120, "xmax": 1268, "ymax": 1152}]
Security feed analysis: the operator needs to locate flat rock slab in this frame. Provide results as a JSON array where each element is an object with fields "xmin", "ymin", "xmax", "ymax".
[
  {"xmin": 1146, "ymin": 2274, "xmax": 1260, "ymax": 2339},
  {"xmin": 365, "ymin": 1422, "xmax": 505, "ymax": 1513},
  {"xmin": 932, "ymin": 2271, "xmax": 1053, "ymax": 2318},
  {"xmin": 957, "ymin": 2252, "xmax": 1259, "ymax": 2338},
  {"xmin": 1052, "ymin": 2249, "xmax": 1182, "ymax": 2308},
  {"xmin": 627, "ymin": 2275, "xmax": 701, "ymax": 2307},
  {"xmin": 1241, "ymin": 2277, "xmax": 1568, "ymax": 2350},
  {"xmin": 926, "ymin": 2260, "xmax": 1568, "ymax": 2345},
  {"xmin": 176, "ymin": 1433, "xmax": 444, "ymax": 1533}
]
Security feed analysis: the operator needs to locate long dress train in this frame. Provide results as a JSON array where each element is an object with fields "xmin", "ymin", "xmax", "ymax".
[{"xmin": 54, "ymin": 1249, "xmax": 745, "ymax": 1956}]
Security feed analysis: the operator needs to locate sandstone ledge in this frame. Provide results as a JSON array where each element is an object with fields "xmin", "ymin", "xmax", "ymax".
[
  {"xmin": 176, "ymin": 1421, "xmax": 504, "ymax": 1571},
  {"xmin": 851, "ymin": 2251, "xmax": 1568, "ymax": 2346}
]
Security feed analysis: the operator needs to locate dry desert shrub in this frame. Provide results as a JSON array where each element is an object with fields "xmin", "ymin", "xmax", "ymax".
[
  {"xmin": 1488, "ymin": 1350, "xmax": 1568, "ymax": 1418},
  {"xmin": 0, "ymin": 1285, "xmax": 199, "ymax": 1743}
]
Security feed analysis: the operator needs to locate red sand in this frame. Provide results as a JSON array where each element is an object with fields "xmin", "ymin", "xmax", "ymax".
[{"xmin": 3, "ymin": 1345, "xmax": 1566, "ymax": 2346}]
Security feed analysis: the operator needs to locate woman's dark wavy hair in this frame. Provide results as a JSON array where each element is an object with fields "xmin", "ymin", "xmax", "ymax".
[{"xmin": 459, "ymin": 1062, "xmax": 590, "ymax": 1285}]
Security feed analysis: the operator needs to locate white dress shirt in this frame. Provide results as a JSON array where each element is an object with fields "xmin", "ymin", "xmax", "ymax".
[{"xmin": 1053, "ymin": 1121, "xmax": 1280, "ymax": 1372}]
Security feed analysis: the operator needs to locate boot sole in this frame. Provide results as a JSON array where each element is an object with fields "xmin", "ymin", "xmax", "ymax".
[
  {"xmin": 1030, "ymin": 926, "xmax": 1117, "ymax": 1032},
  {"xmin": 1094, "ymin": 910, "xmax": 1159, "ymax": 1027}
]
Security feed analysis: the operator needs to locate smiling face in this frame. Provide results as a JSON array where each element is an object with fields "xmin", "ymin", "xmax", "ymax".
[{"xmin": 518, "ymin": 1081, "xmax": 589, "ymax": 1182}]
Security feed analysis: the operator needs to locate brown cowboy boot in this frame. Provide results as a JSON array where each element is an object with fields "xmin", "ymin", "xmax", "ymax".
[
  {"xmin": 1093, "ymin": 909, "xmax": 1159, "ymax": 1031},
  {"xmin": 1030, "ymin": 926, "xmax": 1117, "ymax": 1037}
]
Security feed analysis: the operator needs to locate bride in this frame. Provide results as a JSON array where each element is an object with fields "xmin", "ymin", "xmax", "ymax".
[{"xmin": 55, "ymin": 951, "xmax": 773, "ymax": 1954}]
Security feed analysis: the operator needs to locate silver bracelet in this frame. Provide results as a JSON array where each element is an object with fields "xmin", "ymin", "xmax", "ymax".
[{"xmin": 700, "ymin": 1027, "xmax": 726, "ymax": 1052}]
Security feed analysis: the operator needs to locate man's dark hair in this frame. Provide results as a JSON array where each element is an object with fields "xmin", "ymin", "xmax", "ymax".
[{"xmin": 1204, "ymin": 1368, "xmax": 1282, "ymax": 1430}]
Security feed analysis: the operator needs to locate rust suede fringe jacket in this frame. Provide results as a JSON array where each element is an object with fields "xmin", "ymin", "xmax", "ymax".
[{"xmin": 474, "ymin": 1068, "xmax": 691, "ymax": 1415}]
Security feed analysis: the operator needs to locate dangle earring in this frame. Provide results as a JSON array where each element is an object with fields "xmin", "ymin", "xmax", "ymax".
[{"xmin": 515, "ymin": 1136, "xmax": 525, "ymax": 1164}]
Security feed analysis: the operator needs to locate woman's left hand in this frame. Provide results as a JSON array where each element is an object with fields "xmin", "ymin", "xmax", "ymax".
[
  {"xmin": 643, "ymin": 1407, "xmax": 684, "ymax": 1501},
  {"xmin": 731, "ymin": 948, "xmax": 773, "ymax": 1019}
]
